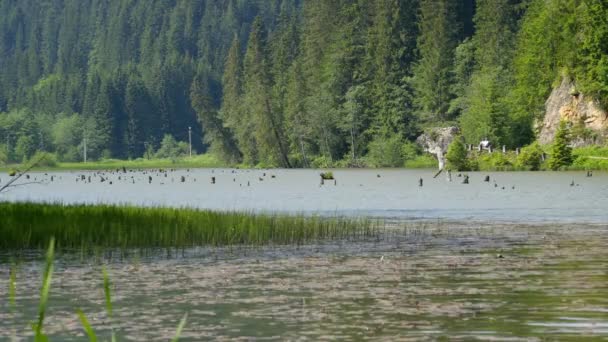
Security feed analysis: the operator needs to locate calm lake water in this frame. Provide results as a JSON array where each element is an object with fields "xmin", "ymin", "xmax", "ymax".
[
  {"xmin": 0, "ymin": 223, "xmax": 607, "ymax": 340},
  {"xmin": 1, "ymin": 168, "xmax": 607, "ymax": 340},
  {"xmin": 1, "ymin": 168, "xmax": 607, "ymax": 223}
]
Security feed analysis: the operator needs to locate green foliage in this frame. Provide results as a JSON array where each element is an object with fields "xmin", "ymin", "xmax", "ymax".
[
  {"xmin": 516, "ymin": 142, "xmax": 544, "ymax": 171},
  {"xmin": 311, "ymin": 155, "xmax": 334, "ymax": 169},
  {"xmin": 412, "ymin": 0, "xmax": 460, "ymax": 122},
  {"xmin": 404, "ymin": 154, "xmax": 437, "ymax": 169},
  {"xmin": 29, "ymin": 151, "xmax": 58, "ymax": 167},
  {"xmin": 320, "ymin": 172, "xmax": 334, "ymax": 180},
  {"xmin": 34, "ymin": 238, "xmax": 54, "ymax": 341},
  {"xmin": 51, "ymin": 113, "xmax": 84, "ymax": 162},
  {"xmin": 366, "ymin": 134, "xmax": 405, "ymax": 167},
  {"xmin": 0, "ymin": 146, "xmax": 7, "ymax": 166},
  {"xmin": 475, "ymin": 152, "xmax": 515, "ymax": 171},
  {"xmin": 445, "ymin": 137, "xmax": 469, "ymax": 171},
  {"xmin": 0, "ymin": 0, "xmax": 607, "ymax": 167},
  {"xmin": 548, "ymin": 121, "xmax": 573, "ymax": 170},
  {"xmin": 567, "ymin": 145, "xmax": 608, "ymax": 170},
  {"xmin": 15, "ymin": 135, "xmax": 36, "ymax": 162},
  {"xmin": 155, "ymin": 135, "xmax": 189, "ymax": 160},
  {"xmin": 401, "ymin": 141, "xmax": 422, "ymax": 163},
  {"xmin": 577, "ymin": 1, "xmax": 608, "ymax": 107}
]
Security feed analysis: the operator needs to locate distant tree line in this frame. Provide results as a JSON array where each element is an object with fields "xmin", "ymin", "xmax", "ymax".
[{"xmin": 0, "ymin": 0, "xmax": 606, "ymax": 167}]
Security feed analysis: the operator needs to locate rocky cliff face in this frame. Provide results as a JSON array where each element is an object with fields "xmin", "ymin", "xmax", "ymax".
[
  {"xmin": 416, "ymin": 127, "xmax": 460, "ymax": 169},
  {"xmin": 539, "ymin": 78, "xmax": 608, "ymax": 146}
]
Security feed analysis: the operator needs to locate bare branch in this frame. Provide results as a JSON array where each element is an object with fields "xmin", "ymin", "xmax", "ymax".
[{"xmin": 0, "ymin": 154, "xmax": 48, "ymax": 194}]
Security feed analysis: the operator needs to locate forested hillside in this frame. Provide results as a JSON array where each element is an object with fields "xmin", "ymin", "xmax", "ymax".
[{"xmin": 1, "ymin": 0, "xmax": 607, "ymax": 167}]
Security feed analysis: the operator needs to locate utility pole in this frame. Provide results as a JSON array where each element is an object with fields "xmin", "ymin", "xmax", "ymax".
[
  {"xmin": 83, "ymin": 134, "xmax": 87, "ymax": 163},
  {"xmin": 188, "ymin": 126, "xmax": 192, "ymax": 157}
]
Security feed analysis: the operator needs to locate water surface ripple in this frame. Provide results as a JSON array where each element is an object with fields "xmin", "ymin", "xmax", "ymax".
[
  {"xmin": 1, "ymin": 223, "xmax": 607, "ymax": 340},
  {"xmin": 1, "ymin": 169, "xmax": 607, "ymax": 223}
]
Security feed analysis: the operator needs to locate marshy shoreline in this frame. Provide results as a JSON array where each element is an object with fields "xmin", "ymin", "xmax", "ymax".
[{"xmin": 0, "ymin": 202, "xmax": 383, "ymax": 251}]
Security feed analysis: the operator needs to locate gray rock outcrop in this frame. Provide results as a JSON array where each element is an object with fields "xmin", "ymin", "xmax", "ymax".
[
  {"xmin": 540, "ymin": 78, "xmax": 608, "ymax": 146},
  {"xmin": 416, "ymin": 127, "xmax": 460, "ymax": 169}
]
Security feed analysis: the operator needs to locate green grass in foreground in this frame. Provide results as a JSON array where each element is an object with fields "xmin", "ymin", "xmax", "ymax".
[{"xmin": 0, "ymin": 202, "xmax": 381, "ymax": 250}]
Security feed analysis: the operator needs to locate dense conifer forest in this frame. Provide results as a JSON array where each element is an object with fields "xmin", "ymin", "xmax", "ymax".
[{"xmin": 0, "ymin": 0, "xmax": 606, "ymax": 167}]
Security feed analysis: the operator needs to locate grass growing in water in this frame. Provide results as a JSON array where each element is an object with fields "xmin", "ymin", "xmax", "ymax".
[
  {"xmin": 11, "ymin": 239, "xmax": 188, "ymax": 341},
  {"xmin": 0, "ymin": 202, "xmax": 381, "ymax": 250},
  {"xmin": 33, "ymin": 238, "xmax": 54, "ymax": 341}
]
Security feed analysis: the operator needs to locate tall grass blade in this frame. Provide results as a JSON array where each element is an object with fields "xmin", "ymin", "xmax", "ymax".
[
  {"xmin": 102, "ymin": 266, "xmax": 116, "ymax": 342},
  {"xmin": 34, "ymin": 238, "xmax": 55, "ymax": 341},
  {"xmin": 102, "ymin": 267, "xmax": 112, "ymax": 318},
  {"xmin": 76, "ymin": 309, "xmax": 98, "ymax": 342},
  {"xmin": 0, "ymin": 202, "xmax": 381, "ymax": 250},
  {"xmin": 171, "ymin": 313, "xmax": 188, "ymax": 342}
]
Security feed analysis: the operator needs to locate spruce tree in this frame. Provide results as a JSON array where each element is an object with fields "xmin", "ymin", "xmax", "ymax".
[
  {"xmin": 446, "ymin": 137, "xmax": 469, "ymax": 171},
  {"xmin": 243, "ymin": 16, "xmax": 291, "ymax": 167},
  {"xmin": 412, "ymin": 0, "xmax": 460, "ymax": 122},
  {"xmin": 548, "ymin": 121, "xmax": 573, "ymax": 171}
]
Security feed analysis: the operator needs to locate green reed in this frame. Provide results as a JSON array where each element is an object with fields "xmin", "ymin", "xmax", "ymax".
[
  {"xmin": 33, "ymin": 238, "xmax": 54, "ymax": 341},
  {"xmin": 8, "ymin": 238, "xmax": 188, "ymax": 341},
  {"xmin": 0, "ymin": 202, "xmax": 382, "ymax": 250}
]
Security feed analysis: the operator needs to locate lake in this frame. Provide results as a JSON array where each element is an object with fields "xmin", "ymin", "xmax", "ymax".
[
  {"xmin": 1, "ymin": 168, "xmax": 607, "ymax": 340},
  {"xmin": 0, "ymin": 168, "xmax": 607, "ymax": 223},
  {"xmin": 1, "ymin": 223, "xmax": 607, "ymax": 340}
]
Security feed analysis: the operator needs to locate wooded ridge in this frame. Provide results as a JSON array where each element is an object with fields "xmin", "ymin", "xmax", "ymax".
[{"xmin": 0, "ymin": 0, "xmax": 606, "ymax": 168}]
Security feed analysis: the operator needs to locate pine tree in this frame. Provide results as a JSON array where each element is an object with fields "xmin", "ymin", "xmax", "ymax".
[
  {"xmin": 191, "ymin": 71, "xmax": 241, "ymax": 163},
  {"xmin": 577, "ymin": 0, "xmax": 608, "ymax": 107},
  {"xmin": 412, "ymin": 0, "xmax": 460, "ymax": 122},
  {"xmin": 220, "ymin": 35, "xmax": 254, "ymax": 164},
  {"xmin": 459, "ymin": 0, "xmax": 523, "ymax": 147},
  {"xmin": 243, "ymin": 16, "xmax": 291, "ymax": 167},
  {"xmin": 548, "ymin": 121, "xmax": 573, "ymax": 171},
  {"xmin": 446, "ymin": 137, "xmax": 469, "ymax": 171},
  {"xmin": 367, "ymin": 0, "xmax": 418, "ymax": 138}
]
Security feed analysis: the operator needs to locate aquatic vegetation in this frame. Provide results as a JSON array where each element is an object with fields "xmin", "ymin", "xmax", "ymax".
[
  {"xmin": 9, "ymin": 239, "xmax": 189, "ymax": 341},
  {"xmin": 33, "ymin": 238, "xmax": 54, "ymax": 341},
  {"xmin": 0, "ymin": 202, "xmax": 381, "ymax": 250},
  {"xmin": 320, "ymin": 172, "xmax": 334, "ymax": 180}
]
